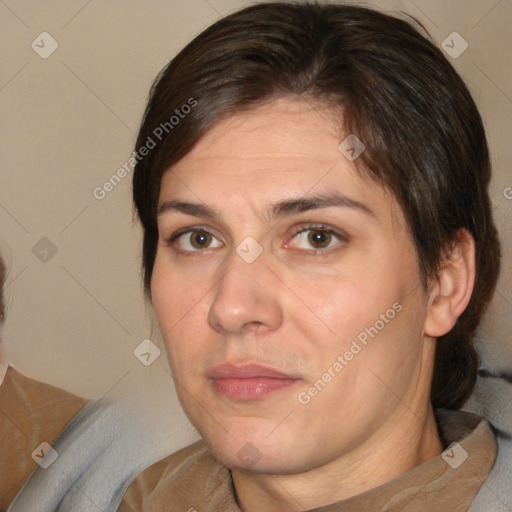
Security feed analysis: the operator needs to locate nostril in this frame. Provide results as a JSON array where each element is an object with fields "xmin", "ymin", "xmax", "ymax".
[{"xmin": 244, "ymin": 321, "xmax": 264, "ymax": 334}]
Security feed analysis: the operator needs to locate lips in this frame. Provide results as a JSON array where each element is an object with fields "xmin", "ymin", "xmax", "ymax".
[
  {"xmin": 209, "ymin": 363, "xmax": 301, "ymax": 401},
  {"xmin": 210, "ymin": 363, "xmax": 296, "ymax": 379}
]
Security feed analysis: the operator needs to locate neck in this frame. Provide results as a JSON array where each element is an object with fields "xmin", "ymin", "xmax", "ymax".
[{"xmin": 231, "ymin": 404, "xmax": 443, "ymax": 512}]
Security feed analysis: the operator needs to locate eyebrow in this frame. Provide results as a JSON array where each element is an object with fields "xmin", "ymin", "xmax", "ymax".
[{"xmin": 157, "ymin": 191, "xmax": 376, "ymax": 221}]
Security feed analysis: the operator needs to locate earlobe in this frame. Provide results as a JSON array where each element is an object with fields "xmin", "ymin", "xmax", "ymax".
[{"xmin": 424, "ymin": 229, "xmax": 476, "ymax": 338}]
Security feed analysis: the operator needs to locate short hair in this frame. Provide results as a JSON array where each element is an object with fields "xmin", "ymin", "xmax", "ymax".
[{"xmin": 132, "ymin": 1, "xmax": 501, "ymax": 409}]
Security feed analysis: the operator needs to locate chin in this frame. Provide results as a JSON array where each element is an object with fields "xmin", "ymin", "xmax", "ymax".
[{"xmin": 200, "ymin": 425, "xmax": 314, "ymax": 474}]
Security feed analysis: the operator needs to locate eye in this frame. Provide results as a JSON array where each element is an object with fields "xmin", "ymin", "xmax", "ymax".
[
  {"xmin": 169, "ymin": 228, "xmax": 223, "ymax": 252},
  {"xmin": 287, "ymin": 225, "xmax": 346, "ymax": 253}
]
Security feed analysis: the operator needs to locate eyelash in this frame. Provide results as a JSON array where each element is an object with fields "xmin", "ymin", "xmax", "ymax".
[{"xmin": 165, "ymin": 223, "xmax": 348, "ymax": 257}]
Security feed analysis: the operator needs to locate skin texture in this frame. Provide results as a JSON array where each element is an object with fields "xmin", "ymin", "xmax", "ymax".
[{"xmin": 151, "ymin": 98, "xmax": 475, "ymax": 511}]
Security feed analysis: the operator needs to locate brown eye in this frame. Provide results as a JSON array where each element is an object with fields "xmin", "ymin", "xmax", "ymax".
[
  {"xmin": 190, "ymin": 230, "xmax": 213, "ymax": 249},
  {"xmin": 172, "ymin": 229, "xmax": 223, "ymax": 252},
  {"xmin": 308, "ymin": 230, "xmax": 332, "ymax": 249},
  {"xmin": 289, "ymin": 226, "xmax": 344, "ymax": 253}
]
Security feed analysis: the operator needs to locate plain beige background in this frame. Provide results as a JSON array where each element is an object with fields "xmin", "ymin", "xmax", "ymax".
[{"xmin": 1, "ymin": 0, "xmax": 511, "ymax": 448}]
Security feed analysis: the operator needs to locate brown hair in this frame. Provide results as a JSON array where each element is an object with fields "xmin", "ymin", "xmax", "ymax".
[{"xmin": 132, "ymin": 1, "xmax": 501, "ymax": 409}]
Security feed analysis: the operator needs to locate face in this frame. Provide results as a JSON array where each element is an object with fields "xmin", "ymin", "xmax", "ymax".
[{"xmin": 151, "ymin": 98, "xmax": 434, "ymax": 474}]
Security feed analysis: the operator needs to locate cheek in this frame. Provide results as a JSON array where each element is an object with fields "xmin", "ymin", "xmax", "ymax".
[
  {"xmin": 295, "ymin": 256, "xmax": 424, "ymax": 374},
  {"xmin": 151, "ymin": 259, "xmax": 178, "ymax": 334},
  {"xmin": 289, "ymin": 264, "xmax": 399, "ymax": 345},
  {"xmin": 310, "ymin": 283, "xmax": 368, "ymax": 339},
  {"xmin": 151, "ymin": 254, "xmax": 210, "ymax": 367},
  {"xmin": 151, "ymin": 252, "xmax": 204, "ymax": 327}
]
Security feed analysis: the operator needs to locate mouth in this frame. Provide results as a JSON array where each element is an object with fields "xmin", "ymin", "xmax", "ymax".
[{"xmin": 209, "ymin": 363, "xmax": 301, "ymax": 401}]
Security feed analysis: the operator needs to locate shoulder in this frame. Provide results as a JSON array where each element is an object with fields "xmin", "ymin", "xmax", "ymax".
[
  {"xmin": 0, "ymin": 365, "xmax": 88, "ymax": 440},
  {"xmin": 434, "ymin": 408, "xmax": 497, "ymax": 475},
  {"xmin": 1, "ymin": 364, "xmax": 88, "ymax": 410},
  {"xmin": 0, "ymin": 365, "xmax": 88, "ymax": 509},
  {"xmin": 464, "ymin": 369, "xmax": 512, "ymax": 511}
]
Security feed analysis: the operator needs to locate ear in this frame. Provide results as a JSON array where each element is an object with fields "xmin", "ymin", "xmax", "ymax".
[{"xmin": 424, "ymin": 229, "xmax": 476, "ymax": 338}]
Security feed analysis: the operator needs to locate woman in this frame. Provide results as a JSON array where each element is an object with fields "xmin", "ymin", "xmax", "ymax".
[{"xmin": 1, "ymin": 2, "xmax": 506, "ymax": 511}]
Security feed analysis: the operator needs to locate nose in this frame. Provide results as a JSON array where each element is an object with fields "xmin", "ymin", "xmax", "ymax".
[{"xmin": 207, "ymin": 250, "xmax": 283, "ymax": 335}]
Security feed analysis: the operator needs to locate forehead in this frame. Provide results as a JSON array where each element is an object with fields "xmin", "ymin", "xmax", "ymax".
[
  {"xmin": 160, "ymin": 98, "xmax": 401, "ymax": 224},
  {"xmin": 185, "ymin": 98, "xmax": 342, "ymax": 159}
]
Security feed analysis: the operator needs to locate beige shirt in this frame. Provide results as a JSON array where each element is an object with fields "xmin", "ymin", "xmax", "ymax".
[{"xmin": 0, "ymin": 366, "xmax": 497, "ymax": 511}]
